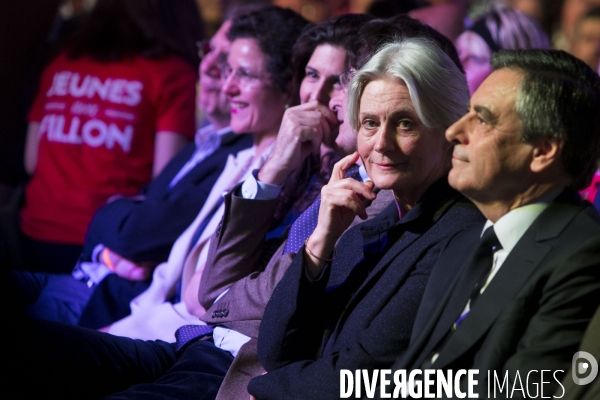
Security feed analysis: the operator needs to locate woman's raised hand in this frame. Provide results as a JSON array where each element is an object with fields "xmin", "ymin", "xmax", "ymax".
[
  {"xmin": 258, "ymin": 100, "xmax": 339, "ymax": 186},
  {"xmin": 304, "ymin": 152, "xmax": 377, "ymax": 278}
]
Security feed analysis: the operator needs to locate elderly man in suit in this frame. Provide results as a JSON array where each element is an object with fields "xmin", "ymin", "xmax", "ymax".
[{"xmin": 386, "ymin": 49, "xmax": 600, "ymax": 398}]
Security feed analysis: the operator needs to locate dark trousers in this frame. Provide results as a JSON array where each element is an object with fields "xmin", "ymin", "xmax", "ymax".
[{"xmin": 8, "ymin": 319, "xmax": 233, "ymax": 399}]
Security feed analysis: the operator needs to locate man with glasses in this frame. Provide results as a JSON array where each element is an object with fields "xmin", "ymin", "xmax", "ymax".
[{"xmin": 14, "ymin": 12, "xmax": 253, "ymax": 329}]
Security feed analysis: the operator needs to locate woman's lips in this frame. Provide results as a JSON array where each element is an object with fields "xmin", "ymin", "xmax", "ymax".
[
  {"xmin": 372, "ymin": 162, "xmax": 402, "ymax": 171},
  {"xmin": 229, "ymin": 102, "xmax": 247, "ymax": 114}
]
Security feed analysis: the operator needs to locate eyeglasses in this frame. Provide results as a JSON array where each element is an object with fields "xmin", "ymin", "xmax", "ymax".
[
  {"xmin": 339, "ymin": 68, "xmax": 355, "ymax": 89},
  {"xmin": 196, "ymin": 39, "xmax": 212, "ymax": 59},
  {"xmin": 218, "ymin": 58, "xmax": 271, "ymax": 86}
]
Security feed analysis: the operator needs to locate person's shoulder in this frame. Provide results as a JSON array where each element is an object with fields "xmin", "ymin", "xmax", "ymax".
[
  {"xmin": 431, "ymin": 185, "xmax": 484, "ymax": 225},
  {"xmin": 560, "ymin": 204, "xmax": 600, "ymax": 244},
  {"xmin": 543, "ymin": 191, "xmax": 600, "ymax": 235}
]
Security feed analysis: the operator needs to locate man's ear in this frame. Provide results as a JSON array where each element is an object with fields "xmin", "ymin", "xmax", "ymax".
[{"xmin": 530, "ymin": 136, "xmax": 564, "ymax": 173}]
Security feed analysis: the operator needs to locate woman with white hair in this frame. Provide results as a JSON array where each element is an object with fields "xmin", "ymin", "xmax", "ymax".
[
  {"xmin": 247, "ymin": 37, "xmax": 485, "ymax": 399},
  {"xmin": 456, "ymin": 6, "xmax": 550, "ymax": 94}
]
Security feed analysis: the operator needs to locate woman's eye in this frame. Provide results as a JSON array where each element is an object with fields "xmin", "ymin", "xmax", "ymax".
[
  {"xmin": 363, "ymin": 120, "xmax": 377, "ymax": 129},
  {"xmin": 305, "ymin": 71, "xmax": 318, "ymax": 79},
  {"xmin": 399, "ymin": 120, "xmax": 413, "ymax": 129}
]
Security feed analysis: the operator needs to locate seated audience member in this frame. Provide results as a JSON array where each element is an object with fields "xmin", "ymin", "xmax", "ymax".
[
  {"xmin": 81, "ymin": 8, "xmax": 355, "ymax": 329},
  {"xmin": 569, "ymin": 7, "xmax": 600, "ymax": 71},
  {"xmin": 388, "ymin": 49, "xmax": 600, "ymax": 398},
  {"xmin": 11, "ymin": 14, "xmax": 253, "ymax": 327},
  {"xmin": 246, "ymin": 36, "xmax": 484, "ymax": 399},
  {"xmin": 97, "ymin": 6, "xmax": 310, "ymax": 341},
  {"xmin": 198, "ymin": 14, "xmax": 469, "ymax": 399},
  {"xmin": 81, "ymin": 16, "xmax": 252, "ymax": 270},
  {"xmin": 455, "ymin": 6, "xmax": 550, "ymax": 95},
  {"xmin": 191, "ymin": 12, "xmax": 377, "ymax": 316},
  {"xmin": 20, "ymin": 0, "xmax": 204, "ymax": 273}
]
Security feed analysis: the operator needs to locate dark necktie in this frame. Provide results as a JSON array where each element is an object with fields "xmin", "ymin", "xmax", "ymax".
[
  {"xmin": 282, "ymin": 164, "xmax": 362, "ymax": 254},
  {"xmin": 454, "ymin": 225, "xmax": 502, "ymax": 328},
  {"xmin": 174, "ymin": 324, "xmax": 214, "ymax": 352},
  {"xmin": 421, "ymin": 226, "xmax": 502, "ymax": 368}
]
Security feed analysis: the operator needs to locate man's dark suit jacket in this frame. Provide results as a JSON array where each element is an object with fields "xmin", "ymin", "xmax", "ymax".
[
  {"xmin": 81, "ymin": 132, "xmax": 253, "ymax": 263},
  {"xmin": 388, "ymin": 190, "xmax": 600, "ymax": 398},
  {"xmin": 247, "ymin": 178, "xmax": 485, "ymax": 399}
]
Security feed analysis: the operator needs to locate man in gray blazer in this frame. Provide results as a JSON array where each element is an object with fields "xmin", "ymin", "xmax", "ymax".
[{"xmin": 386, "ymin": 49, "xmax": 600, "ymax": 398}]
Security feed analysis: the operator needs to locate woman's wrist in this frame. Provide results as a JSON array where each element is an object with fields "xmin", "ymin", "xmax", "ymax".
[{"xmin": 303, "ymin": 230, "xmax": 337, "ymax": 279}]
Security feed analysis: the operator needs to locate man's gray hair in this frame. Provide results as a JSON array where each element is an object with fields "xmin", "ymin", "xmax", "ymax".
[
  {"xmin": 347, "ymin": 37, "xmax": 469, "ymax": 135},
  {"xmin": 492, "ymin": 49, "xmax": 600, "ymax": 190}
]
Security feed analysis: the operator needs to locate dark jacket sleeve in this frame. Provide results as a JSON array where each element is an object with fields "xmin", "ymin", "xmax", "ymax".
[
  {"xmin": 248, "ymin": 241, "xmax": 438, "ymax": 400},
  {"xmin": 83, "ymin": 134, "xmax": 252, "ymax": 263},
  {"xmin": 199, "ymin": 191, "xmax": 395, "ymax": 337},
  {"xmin": 199, "ymin": 243, "xmax": 294, "ymax": 338}
]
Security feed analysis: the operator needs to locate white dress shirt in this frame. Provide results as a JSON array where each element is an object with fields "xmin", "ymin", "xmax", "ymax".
[{"xmin": 169, "ymin": 124, "xmax": 234, "ymax": 188}]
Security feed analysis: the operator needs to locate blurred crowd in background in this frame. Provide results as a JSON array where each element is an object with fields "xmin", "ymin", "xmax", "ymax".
[{"xmin": 1, "ymin": 0, "xmax": 599, "ymax": 190}]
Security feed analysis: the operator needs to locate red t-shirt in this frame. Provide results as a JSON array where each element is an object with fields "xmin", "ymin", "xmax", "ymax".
[{"xmin": 21, "ymin": 53, "xmax": 197, "ymax": 244}]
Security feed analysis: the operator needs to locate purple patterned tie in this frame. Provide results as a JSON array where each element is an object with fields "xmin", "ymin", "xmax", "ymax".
[
  {"xmin": 174, "ymin": 324, "xmax": 214, "ymax": 352},
  {"xmin": 283, "ymin": 164, "xmax": 361, "ymax": 254}
]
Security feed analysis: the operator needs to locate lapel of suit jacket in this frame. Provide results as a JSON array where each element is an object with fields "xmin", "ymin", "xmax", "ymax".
[
  {"xmin": 356, "ymin": 179, "xmax": 461, "ymax": 291},
  {"xmin": 393, "ymin": 226, "xmax": 482, "ymax": 370},
  {"xmin": 432, "ymin": 190, "xmax": 585, "ymax": 369},
  {"xmin": 328, "ymin": 202, "xmax": 398, "ymax": 286}
]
